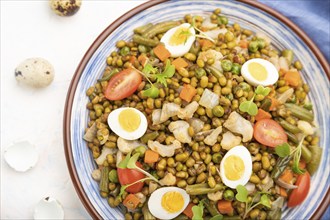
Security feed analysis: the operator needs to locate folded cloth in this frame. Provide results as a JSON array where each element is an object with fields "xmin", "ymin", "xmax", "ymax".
[{"xmin": 259, "ymin": 0, "xmax": 330, "ymax": 62}]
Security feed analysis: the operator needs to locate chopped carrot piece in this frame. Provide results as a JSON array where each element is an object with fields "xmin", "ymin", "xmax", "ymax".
[
  {"xmin": 255, "ymin": 108, "xmax": 272, "ymax": 121},
  {"xmin": 180, "ymin": 84, "xmax": 197, "ymax": 102},
  {"xmin": 137, "ymin": 54, "xmax": 148, "ymax": 66},
  {"xmin": 284, "ymin": 70, "xmax": 302, "ymax": 87},
  {"xmin": 123, "ymin": 194, "xmax": 140, "ymax": 210},
  {"xmin": 183, "ymin": 203, "xmax": 195, "ymax": 219},
  {"xmin": 269, "ymin": 97, "xmax": 281, "ymax": 111},
  {"xmin": 279, "ymin": 187, "xmax": 288, "ymax": 197},
  {"xmin": 199, "ymin": 39, "xmax": 214, "ymax": 49},
  {"xmin": 239, "ymin": 40, "xmax": 249, "ymax": 48},
  {"xmin": 172, "ymin": 57, "xmax": 188, "ymax": 70},
  {"xmin": 280, "ymin": 169, "xmax": 294, "ymax": 184},
  {"xmin": 144, "ymin": 150, "xmax": 159, "ymax": 164},
  {"xmin": 217, "ymin": 200, "xmax": 234, "ymax": 215},
  {"xmin": 153, "ymin": 44, "xmax": 171, "ymax": 61}
]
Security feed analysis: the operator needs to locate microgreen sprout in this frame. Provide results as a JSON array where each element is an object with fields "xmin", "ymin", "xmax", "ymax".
[
  {"xmin": 192, "ymin": 201, "xmax": 204, "ymax": 220},
  {"xmin": 191, "ymin": 16, "xmax": 216, "ymax": 43},
  {"xmin": 275, "ymin": 143, "xmax": 291, "ymax": 158},
  {"xmin": 127, "ymin": 153, "xmax": 160, "ymax": 183},
  {"xmin": 236, "ymin": 184, "xmax": 271, "ymax": 219},
  {"xmin": 291, "ymin": 135, "xmax": 306, "ymax": 174},
  {"xmin": 239, "ymin": 85, "xmax": 271, "ymax": 116}
]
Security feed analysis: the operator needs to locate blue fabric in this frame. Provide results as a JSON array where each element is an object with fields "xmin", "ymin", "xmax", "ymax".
[
  {"xmin": 259, "ymin": 1, "xmax": 330, "ymax": 219},
  {"xmin": 259, "ymin": 0, "xmax": 330, "ymax": 62}
]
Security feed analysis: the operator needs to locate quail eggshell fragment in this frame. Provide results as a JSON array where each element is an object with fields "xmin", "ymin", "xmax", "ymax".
[
  {"xmin": 15, "ymin": 58, "xmax": 54, "ymax": 88},
  {"xmin": 49, "ymin": 0, "xmax": 82, "ymax": 16},
  {"xmin": 4, "ymin": 141, "xmax": 39, "ymax": 172},
  {"xmin": 34, "ymin": 197, "xmax": 64, "ymax": 220}
]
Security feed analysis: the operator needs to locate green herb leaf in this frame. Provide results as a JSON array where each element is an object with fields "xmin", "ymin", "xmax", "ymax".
[
  {"xmin": 117, "ymin": 152, "xmax": 131, "ymax": 169},
  {"xmin": 154, "ymin": 60, "xmax": 175, "ymax": 87},
  {"xmin": 275, "ymin": 143, "xmax": 291, "ymax": 157},
  {"xmin": 127, "ymin": 153, "xmax": 140, "ymax": 169},
  {"xmin": 119, "ymin": 185, "xmax": 127, "ymax": 197},
  {"xmin": 260, "ymin": 194, "xmax": 271, "ymax": 208},
  {"xmin": 235, "ymin": 185, "xmax": 248, "ymax": 203},
  {"xmin": 142, "ymin": 85, "xmax": 159, "ymax": 98},
  {"xmin": 239, "ymin": 100, "xmax": 258, "ymax": 116},
  {"xmin": 142, "ymin": 63, "xmax": 158, "ymax": 77},
  {"xmin": 154, "ymin": 74, "xmax": 168, "ymax": 87},
  {"xmin": 210, "ymin": 214, "xmax": 224, "ymax": 220},
  {"xmin": 292, "ymin": 157, "xmax": 305, "ymax": 174},
  {"xmin": 192, "ymin": 201, "xmax": 204, "ymax": 220},
  {"xmin": 255, "ymin": 85, "xmax": 271, "ymax": 96},
  {"xmin": 271, "ymin": 155, "xmax": 291, "ymax": 179}
]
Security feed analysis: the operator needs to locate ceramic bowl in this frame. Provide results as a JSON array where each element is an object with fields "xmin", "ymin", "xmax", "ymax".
[{"xmin": 64, "ymin": 0, "xmax": 330, "ymax": 219}]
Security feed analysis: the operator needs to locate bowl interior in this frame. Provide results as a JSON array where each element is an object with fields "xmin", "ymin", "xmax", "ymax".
[{"xmin": 66, "ymin": 0, "xmax": 330, "ymax": 219}]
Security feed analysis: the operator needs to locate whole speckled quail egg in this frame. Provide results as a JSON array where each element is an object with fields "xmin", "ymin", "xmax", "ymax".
[
  {"xmin": 15, "ymin": 58, "xmax": 54, "ymax": 88},
  {"xmin": 49, "ymin": 0, "xmax": 82, "ymax": 16}
]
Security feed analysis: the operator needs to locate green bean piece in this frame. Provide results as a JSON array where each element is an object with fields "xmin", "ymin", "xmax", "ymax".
[
  {"xmin": 143, "ymin": 21, "xmax": 180, "ymax": 38},
  {"xmin": 206, "ymin": 65, "xmax": 223, "ymax": 79},
  {"xmin": 140, "ymin": 131, "xmax": 159, "ymax": 144},
  {"xmin": 142, "ymin": 203, "xmax": 156, "ymax": 220},
  {"xmin": 282, "ymin": 49, "xmax": 294, "ymax": 64},
  {"xmin": 218, "ymin": 16, "xmax": 228, "ymax": 25},
  {"xmin": 248, "ymin": 41, "xmax": 259, "ymax": 53},
  {"xmin": 301, "ymin": 145, "xmax": 312, "ymax": 163},
  {"xmin": 271, "ymin": 155, "xmax": 291, "ymax": 179},
  {"xmin": 202, "ymin": 199, "xmax": 220, "ymax": 216},
  {"xmin": 133, "ymin": 34, "xmax": 159, "ymax": 47},
  {"xmin": 108, "ymin": 169, "xmax": 118, "ymax": 183},
  {"xmin": 223, "ymin": 189, "xmax": 234, "ymax": 201},
  {"xmin": 279, "ymin": 120, "xmax": 301, "ymax": 134},
  {"xmin": 98, "ymin": 68, "xmax": 119, "ymax": 82},
  {"xmin": 231, "ymin": 63, "xmax": 241, "ymax": 75},
  {"xmin": 307, "ymin": 145, "xmax": 323, "ymax": 175},
  {"xmin": 120, "ymin": 46, "xmax": 130, "ymax": 56},
  {"xmin": 221, "ymin": 60, "xmax": 233, "ymax": 72},
  {"xmin": 285, "ymin": 103, "xmax": 314, "ymax": 122},
  {"xmin": 285, "ymin": 131, "xmax": 299, "ymax": 144},
  {"xmin": 100, "ymin": 166, "xmax": 110, "ymax": 193},
  {"xmin": 186, "ymin": 183, "xmax": 224, "ymax": 195},
  {"xmin": 134, "ymin": 23, "xmax": 153, "ymax": 34}
]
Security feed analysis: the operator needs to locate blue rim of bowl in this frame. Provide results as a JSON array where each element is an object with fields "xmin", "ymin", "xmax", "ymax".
[{"xmin": 63, "ymin": 0, "xmax": 330, "ymax": 219}]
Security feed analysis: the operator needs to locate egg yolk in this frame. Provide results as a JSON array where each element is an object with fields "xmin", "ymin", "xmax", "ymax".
[
  {"xmin": 118, "ymin": 109, "xmax": 141, "ymax": 132},
  {"xmin": 161, "ymin": 191, "xmax": 184, "ymax": 213},
  {"xmin": 169, "ymin": 27, "xmax": 190, "ymax": 46},
  {"xmin": 224, "ymin": 155, "xmax": 245, "ymax": 181},
  {"xmin": 248, "ymin": 62, "xmax": 268, "ymax": 81}
]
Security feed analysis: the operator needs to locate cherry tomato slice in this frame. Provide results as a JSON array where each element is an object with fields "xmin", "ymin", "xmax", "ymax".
[
  {"xmin": 288, "ymin": 172, "xmax": 311, "ymax": 207},
  {"xmin": 104, "ymin": 68, "xmax": 142, "ymax": 101},
  {"xmin": 253, "ymin": 119, "xmax": 288, "ymax": 147},
  {"xmin": 117, "ymin": 162, "xmax": 145, "ymax": 193}
]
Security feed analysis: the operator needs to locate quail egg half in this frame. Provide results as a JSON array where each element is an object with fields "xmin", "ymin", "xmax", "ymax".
[
  {"xmin": 148, "ymin": 187, "xmax": 190, "ymax": 220},
  {"xmin": 107, "ymin": 107, "xmax": 147, "ymax": 140},
  {"xmin": 241, "ymin": 58, "xmax": 279, "ymax": 86},
  {"xmin": 160, "ymin": 23, "xmax": 196, "ymax": 57},
  {"xmin": 220, "ymin": 145, "xmax": 252, "ymax": 189}
]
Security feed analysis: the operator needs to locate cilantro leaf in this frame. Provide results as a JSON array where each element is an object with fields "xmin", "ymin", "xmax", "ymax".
[
  {"xmin": 235, "ymin": 185, "xmax": 248, "ymax": 203},
  {"xmin": 154, "ymin": 74, "xmax": 168, "ymax": 87},
  {"xmin": 142, "ymin": 63, "xmax": 158, "ymax": 77},
  {"xmin": 142, "ymin": 85, "xmax": 159, "ymax": 98},
  {"xmin": 275, "ymin": 143, "xmax": 291, "ymax": 158},
  {"xmin": 192, "ymin": 201, "xmax": 204, "ymax": 220},
  {"xmin": 154, "ymin": 60, "xmax": 175, "ymax": 87},
  {"xmin": 260, "ymin": 194, "xmax": 271, "ymax": 208}
]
